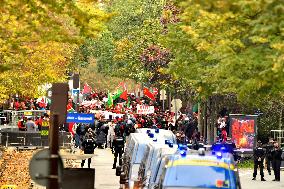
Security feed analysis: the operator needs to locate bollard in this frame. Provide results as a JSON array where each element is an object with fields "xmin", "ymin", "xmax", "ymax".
[{"xmin": 6, "ymin": 133, "xmax": 9, "ymax": 147}]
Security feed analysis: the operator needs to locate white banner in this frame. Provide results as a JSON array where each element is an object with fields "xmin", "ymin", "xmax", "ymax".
[{"xmin": 137, "ymin": 105, "xmax": 155, "ymax": 114}]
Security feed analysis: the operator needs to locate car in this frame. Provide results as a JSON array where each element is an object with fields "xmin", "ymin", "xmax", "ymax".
[
  {"xmin": 138, "ymin": 140, "xmax": 178, "ymax": 189},
  {"xmin": 153, "ymin": 147, "xmax": 241, "ymax": 189}
]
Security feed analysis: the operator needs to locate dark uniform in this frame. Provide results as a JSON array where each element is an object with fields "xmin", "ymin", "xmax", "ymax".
[
  {"xmin": 81, "ymin": 134, "xmax": 96, "ymax": 168},
  {"xmin": 112, "ymin": 136, "xmax": 124, "ymax": 169},
  {"xmin": 252, "ymin": 141, "xmax": 266, "ymax": 181},
  {"xmin": 264, "ymin": 142, "xmax": 274, "ymax": 175},
  {"xmin": 271, "ymin": 145, "xmax": 283, "ymax": 181}
]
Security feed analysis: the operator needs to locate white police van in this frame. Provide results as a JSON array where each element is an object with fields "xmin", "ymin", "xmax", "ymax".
[
  {"xmin": 138, "ymin": 140, "xmax": 178, "ymax": 189},
  {"xmin": 117, "ymin": 129, "xmax": 176, "ymax": 189}
]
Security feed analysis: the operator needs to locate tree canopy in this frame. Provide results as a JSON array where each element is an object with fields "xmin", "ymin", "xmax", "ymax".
[
  {"xmin": 164, "ymin": 0, "xmax": 284, "ymax": 105},
  {"xmin": 0, "ymin": 0, "xmax": 109, "ymax": 101}
]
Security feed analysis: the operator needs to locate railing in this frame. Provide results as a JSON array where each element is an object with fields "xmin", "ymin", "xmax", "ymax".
[{"xmin": 0, "ymin": 130, "xmax": 72, "ymax": 147}]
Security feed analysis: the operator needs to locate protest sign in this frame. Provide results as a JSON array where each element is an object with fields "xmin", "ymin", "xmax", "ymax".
[{"xmin": 137, "ymin": 105, "xmax": 155, "ymax": 114}]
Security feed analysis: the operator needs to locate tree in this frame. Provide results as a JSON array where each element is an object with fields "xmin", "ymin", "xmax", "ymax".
[
  {"xmin": 163, "ymin": 0, "xmax": 284, "ymax": 105},
  {"xmin": 0, "ymin": 0, "xmax": 108, "ymax": 101}
]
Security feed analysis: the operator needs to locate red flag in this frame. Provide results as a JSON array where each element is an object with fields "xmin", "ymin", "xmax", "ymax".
[
  {"xmin": 82, "ymin": 83, "xmax": 92, "ymax": 94},
  {"xmin": 120, "ymin": 90, "xmax": 128, "ymax": 101},
  {"xmin": 143, "ymin": 88, "xmax": 155, "ymax": 101}
]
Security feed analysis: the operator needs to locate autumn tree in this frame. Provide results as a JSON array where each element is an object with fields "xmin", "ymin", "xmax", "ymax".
[{"xmin": 0, "ymin": 0, "xmax": 108, "ymax": 101}]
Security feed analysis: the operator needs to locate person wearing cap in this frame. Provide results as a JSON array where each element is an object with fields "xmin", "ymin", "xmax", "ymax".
[{"xmin": 252, "ymin": 140, "xmax": 266, "ymax": 181}]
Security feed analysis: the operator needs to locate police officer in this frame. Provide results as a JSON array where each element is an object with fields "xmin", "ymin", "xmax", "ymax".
[
  {"xmin": 264, "ymin": 138, "xmax": 274, "ymax": 175},
  {"xmin": 112, "ymin": 133, "xmax": 124, "ymax": 169},
  {"xmin": 81, "ymin": 133, "xmax": 96, "ymax": 168},
  {"xmin": 252, "ymin": 141, "xmax": 266, "ymax": 181},
  {"xmin": 271, "ymin": 142, "xmax": 282, "ymax": 181}
]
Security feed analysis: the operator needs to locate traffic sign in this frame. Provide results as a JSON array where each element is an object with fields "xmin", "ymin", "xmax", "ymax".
[
  {"xmin": 66, "ymin": 113, "xmax": 95, "ymax": 124},
  {"xmin": 72, "ymin": 89, "xmax": 80, "ymax": 96},
  {"xmin": 29, "ymin": 149, "xmax": 63, "ymax": 187},
  {"xmin": 160, "ymin": 89, "xmax": 167, "ymax": 100},
  {"xmin": 171, "ymin": 99, "xmax": 182, "ymax": 113}
]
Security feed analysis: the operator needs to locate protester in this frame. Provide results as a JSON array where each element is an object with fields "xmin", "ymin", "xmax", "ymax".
[
  {"xmin": 81, "ymin": 132, "xmax": 96, "ymax": 168},
  {"xmin": 18, "ymin": 117, "xmax": 27, "ymax": 131},
  {"xmin": 25, "ymin": 117, "xmax": 36, "ymax": 131}
]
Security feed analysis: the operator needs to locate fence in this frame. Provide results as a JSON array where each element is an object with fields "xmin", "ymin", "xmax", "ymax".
[
  {"xmin": 0, "ymin": 130, "xmax": 72, "ymax": 147},
  {"xmin": 0, "ymin": 110, "xmax": 49, "ymax": 126}
]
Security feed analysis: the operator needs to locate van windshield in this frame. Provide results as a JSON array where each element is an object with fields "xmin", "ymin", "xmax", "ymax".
[{"xmin": 164, "ymin": 165, "xmax": 237, "ymax": 189}]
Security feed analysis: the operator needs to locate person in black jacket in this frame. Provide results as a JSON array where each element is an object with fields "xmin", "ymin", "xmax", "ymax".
[
  {"xmin": 264, "ymin": 138, "xmax": 274, "ymax": 175},
  {"xmin": 112, "ymin": 133, "xmax": 124, "ymax": 169},
  {"xmin": 271, "ymin": 142, "xmax": 283, "ymax": 181},
  {"xmin": 81, "ymin": 133, "xmax": 96, "ymax": 168},
  {"xmin": 252, "ymin": 141, "xmax": 266, "ymax": 181}
]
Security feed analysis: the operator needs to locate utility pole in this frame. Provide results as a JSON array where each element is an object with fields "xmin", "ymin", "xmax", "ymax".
[{"xmin": 48, "ymin": 83, "xmax": 68, "ymax": 189}]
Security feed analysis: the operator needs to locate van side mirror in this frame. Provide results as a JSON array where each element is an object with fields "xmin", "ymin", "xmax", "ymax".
[{"xmin": 153, "ymin": 184, "xmax": 159, "ymax": 189}]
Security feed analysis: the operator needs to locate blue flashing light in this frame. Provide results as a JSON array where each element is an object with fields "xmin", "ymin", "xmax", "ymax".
[
  {"xmin": 146, "ymin": 129, "xmax": 151, "ymax": 134},
  {"xmin": 165, "ymin": 140, "xmax": 170, "ymax": 144},
  {"xmin": 178, "ymin": 144, "xmax": 187, "ymax": 151},
  {"xmin": 155, "ymin": 128, "xmax": 160, "ymax": 133},
  {"xmin": 216, "ymin": 152, "xmax": 222, "ymax": 159},
  {"xmin": 220, "ymin": 147, "xmax": 227, "ymax": 152},
  {"xmin": 168, "ymin": 143, "xmax": 174, "ymax": 148},
  {"xmin": 149, "ymin": 133, "xmax": 155, "ymax": 138},
  {"xmin": 180, "ymin": 150, "xmax": 187, "ymax": 157}
]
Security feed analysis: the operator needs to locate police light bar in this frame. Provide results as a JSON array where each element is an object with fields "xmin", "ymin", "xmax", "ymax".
[
  {"xmin": 149, "ymin": 133, "xmax": 155, "ymax": 138},
  {"xmin": 155, "ymin": 128, "xmax": 159, "ymax": 133},
  {"xmin": 180, "ymin": 150, "xmax": 187, "ymax": 157},
  {"xmin": 168, "ymin": 143, "xmax": 174, "ymax": 148}
]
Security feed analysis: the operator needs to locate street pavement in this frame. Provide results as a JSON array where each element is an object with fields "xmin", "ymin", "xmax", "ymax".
[
  {"xmin": 84, "ymin": 148, "xmax": 119, "ymax": 189},
  {"xmin": 239, "ymin": 168, "xmax": 284, "ymax": 189}
]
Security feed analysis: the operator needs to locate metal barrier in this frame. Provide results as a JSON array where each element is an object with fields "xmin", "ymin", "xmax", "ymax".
[
  {"xmin": 1, "ymin": 110, "xmax": 49, "ymax": 126},
  {"xmin": 0, "ymin": 129, "xmax": 72, "ymax": 147}
]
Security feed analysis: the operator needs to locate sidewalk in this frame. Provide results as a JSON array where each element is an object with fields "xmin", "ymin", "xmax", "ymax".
[
  {"xmin": 84, "ymin": 148, "xmax": 120, "ymax": 189},
  {"xmin": 239, "ymin": 168, "xmax": 284, "ymax": 189}
]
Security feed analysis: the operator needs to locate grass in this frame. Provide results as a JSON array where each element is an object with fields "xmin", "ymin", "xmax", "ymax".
[{"xmin": 237, "ymin": 159, "xmax": 254, "ymax": 169}]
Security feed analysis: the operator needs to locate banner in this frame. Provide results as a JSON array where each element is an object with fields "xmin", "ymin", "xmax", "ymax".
[
  {"xmin": 229, "ymin": 114, "xmax": 257, "ymax": 151},
  {"xmin": 41, "ymin": 120, "xmax": 49, "ymax": 136},
  {"xmin": 66, "ymin": 113, "xmax": 95, "ymax": 124},
  {"xmin": 137, "ymin": 105, "xmax": 155, "ymax": 114}
]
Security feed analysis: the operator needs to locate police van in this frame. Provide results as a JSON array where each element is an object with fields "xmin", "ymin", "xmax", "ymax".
[
  {"xmin": 118, "ymin": 133, "xmax": 152, "ymax": 189},
  {"xmin": 117, "ymin": 130, "xmax": 176, "ymax": 189},
  {"xmin": 138, "ymin": 140, "xmax": 178, "ymax": 189},
  {"xmin": 152, "ymin": 148, "xmax": 241, "ymax": 189}
]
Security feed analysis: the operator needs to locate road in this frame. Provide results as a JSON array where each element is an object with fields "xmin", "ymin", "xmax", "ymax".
[{"xmin": 239, "ymin": 168, "xmax": 284, "ymax": 189}]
